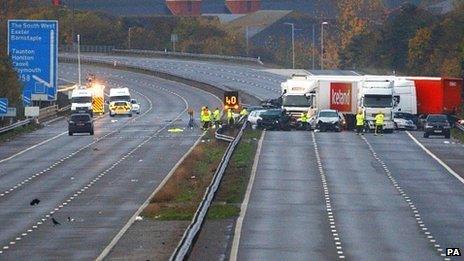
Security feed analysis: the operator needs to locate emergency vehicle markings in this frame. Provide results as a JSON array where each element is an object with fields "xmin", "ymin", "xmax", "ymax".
[
  {"xmin": 0, "ymin": 81, "xmax": 190, "ymax": 256},
  {"xmin": 360, "ymin": 135, "xmax": 449, "ymax": 260},
  {"xmin": 0, "ymin": 82, "xmax": 153, "ymax": 201},
  {"xmin": 312, "ymin": 132, "xmax": 346, "ymax": 259}
]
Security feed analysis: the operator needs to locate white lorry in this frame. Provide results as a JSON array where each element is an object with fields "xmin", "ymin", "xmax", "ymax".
[
  {"xmin": 393, "ymin": 78, "xmax": 417, "ymax": 114},
  {"xmin": 71, "ymin": 87, "xmax": 93, "ymax": 117},
  {"xmin": 358, "ymin": 76, "xmax": 396, "ymax": 132},
  {"xmin": 281, "ymin": 74, "xmax": 317, "ymax": 118},
  {"xmin": 109, "ymin": 88, "xmax": 132, "ymax": 117}
]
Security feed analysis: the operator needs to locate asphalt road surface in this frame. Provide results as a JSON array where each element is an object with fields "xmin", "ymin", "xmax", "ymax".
[
  {"xmin": 59, "ymin": 54, "xmax": 464, "ymax": 260},
  {"xmin": 236, "ymin": 131, "xmax": 464, "ymax": 260},
  {"xmin": 60, "ymin": 53, "xmax": 286, "ymax": 100},
  {"xmin": 0, "ymin": 63, "xmax": 219, "ymax": 260}
]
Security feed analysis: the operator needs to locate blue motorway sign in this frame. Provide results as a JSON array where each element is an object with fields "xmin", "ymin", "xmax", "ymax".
[
  {"xmin": 0, "ymin": 98, "xmax": 8, "ymax": 114},
  {"xmin": 7, "ymin": 20, "xmax": 58, "ymax": 105}
]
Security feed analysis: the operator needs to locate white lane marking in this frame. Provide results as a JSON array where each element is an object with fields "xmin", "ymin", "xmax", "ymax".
[
  {"xmin": 229, "ymin": 131, "xmax": 265, "ymax": 261},
  {"xmin": 361, "ymin": 135, "xmax": 444, "ymax": 257},
  {"xmin": 406, "ymin": 131, "xmax": 464, "ymax": 184},
  {"xmin": 0, "ymin": 132, "xmax": 67, "ymax": 164},
  {"xmin": 95, "ymin": 92, "xmax": 191, "ymax": 261},
  {"xmin": 1, "ymin": 94, "xmax": 184, "ymax": 254},
  {"xmin": 0, "ymin": 78, "xmax": 156, "ymax": 199},
  {"xmin": 312, "ymin": 132, "xmax": 345, "ymax": 259}
]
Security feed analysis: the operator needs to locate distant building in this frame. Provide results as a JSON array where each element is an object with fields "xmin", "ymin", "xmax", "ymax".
[
  {"xmin": 166, "ymin": 0, "xmax": 202, "ymax": 16},
  {"xmin": 226, "ymin": 0, "xmax": 261, "ymax": 14}
]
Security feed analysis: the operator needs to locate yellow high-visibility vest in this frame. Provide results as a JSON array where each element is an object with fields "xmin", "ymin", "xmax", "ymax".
[
  {"xmin": 356, "ymin": 113, "xmax": 364, "ymax": 126},
  {"xmin": 375, "ymin": 113, "xmax": 384, "ymax": 125},
  {"xmin": 213, "ymin": 109, "xmax": 220, "ymax": 121}
]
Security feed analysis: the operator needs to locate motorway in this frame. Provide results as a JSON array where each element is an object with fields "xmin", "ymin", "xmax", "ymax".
[
  {"xmin": 61, "ymin": 53, "xmax": 285, "ymax": 100},
  {"xmin": 3, "ymin": 53, "xmax": 463, "ymax": 260},
  {"xmin": 235, "ymin": 131, "xmax": 464, "ymax": 260},
  {"xmin": 0, "ymin": 63, "xmax": 219, "ymax": 259}
]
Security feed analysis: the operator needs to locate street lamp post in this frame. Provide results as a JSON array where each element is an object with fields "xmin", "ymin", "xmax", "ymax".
[
  {"xmin": 320, "ymin": 21, "xmax": 329, "ymax": 70},
  {"xmin": 284, "ymin": 22, "xmax": 295, "ymax": 69},
  {"xmin": 245, "ymin": 26, "xmax": 249, "ymax": 56},
  {"xmin": 128, "ymin": 27, "xmax": 133, "ymax": 50},
  {"xmin": 312, "ymin": 24, "xmax": 315, "ymax": 70},
  {"xmin": 77, "ymin": 34, "xmax": 82, "ymax": 87}
]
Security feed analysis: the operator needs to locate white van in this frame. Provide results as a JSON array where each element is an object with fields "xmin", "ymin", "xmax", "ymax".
[
  {"xmin": 71, "ymin": 87, "xmax": 93, "ymax": 116},
  {"xmin": 109, "ymin": 88, "xmax": 132, "ymax": 117}
]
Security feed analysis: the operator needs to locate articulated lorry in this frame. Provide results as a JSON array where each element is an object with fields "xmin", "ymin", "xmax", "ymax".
[
  {"xmin": 280, "ymin": 74, "xmax": 396, "ymax": 131},
  {"xmin": 398, "ymin": 77, "xmax": 462, "ymax": 115},
  {"xmin": 280, "ymin": 74, "xmax": 317, "ymax": 117},
  {"xmin": 358, "ymin": 76, "xmax": 396, "ymax": 132}
]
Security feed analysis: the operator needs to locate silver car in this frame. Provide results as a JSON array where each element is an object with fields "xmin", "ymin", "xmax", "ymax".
[{"xmin": 130, "ymin": 99, "xmax": 140, "ymax": 114}]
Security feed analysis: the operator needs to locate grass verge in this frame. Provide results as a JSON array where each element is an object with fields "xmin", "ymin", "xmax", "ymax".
[
  {"xmin": 0, "ymin": 123, "xmax": 41, "ymax": 143},
  {"xmin": 210, "ymin": 129, "xmax": 262, "ymax": 219},
  {"xmin": 141, "ymin": 128, "xmax": 262, "ymax": 221},
  {"xmin": 142, "ymin": 131, "xmax": 228, "ymax": 220}
]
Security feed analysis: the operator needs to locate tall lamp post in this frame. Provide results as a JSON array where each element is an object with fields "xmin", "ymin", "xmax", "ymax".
[
  {"xmin": 128, "ymin": 27, "xmax": 134, "ymax": 50},
  {"xmin": 77, "ymin": 34, "xmax": 82, "ymax": 87},
  {"xmin": 320, "ymin": 21, "xmax": 329, "ymax": 70},
  {"xmin": 284, "ymin": 22, "xmax": 295, "ymax": 69}
]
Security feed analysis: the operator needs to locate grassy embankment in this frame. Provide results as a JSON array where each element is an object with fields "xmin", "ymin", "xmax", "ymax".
[{"xmin": 142, "ymin": 129, "xmax": 262, "ymax": 220}]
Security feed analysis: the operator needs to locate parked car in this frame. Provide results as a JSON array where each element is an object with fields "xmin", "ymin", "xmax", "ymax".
[
  {"xmin": 257, "ymin": 109, "xmax": 291, "ymax": 130},
  {"xmin": 247, "ymin": 109, "xmax": 265, "ymax": 127},
  {"xmin": 313, "ymin": 109, "xmax": 342, "ymax": 132},
  {"xmin": 130, "ymin": 99, "xmax": 140, "ymax": 114},
  {"xmin": 423, "ymin": 114, "xmax": 450, "ymax": 138},
  {"xmin": 68, "ymin": 113, "xmax": 94, "ymax": 136},
  {"xmin": 394, "ymin": 112, "xmax": 417, "ymax": 130}
]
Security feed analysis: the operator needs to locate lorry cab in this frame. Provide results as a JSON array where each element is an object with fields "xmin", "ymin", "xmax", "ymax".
[
  {"xmin": 392, "ymin": 79, "xmax": 417, "ymax": 114},
  {"xmin": 281, "ymin": 74, "xmax": 317, "ymax": 118},
  {"xmin": 359, "ymin": 77, "xmax": 395, "ymax": 132},
  {"xmin": 109, "ymin": 88, "xmax": 132, "ymax": 117},
  {"xmin": 71, "ymin": 87, "xmax": 93, "ymax": 117}
]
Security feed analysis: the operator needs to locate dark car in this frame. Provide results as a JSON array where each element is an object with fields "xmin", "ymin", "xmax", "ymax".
[
  {"xmin": 423, "ymin": 114, "xmax": 450, "ymax": 138},
  {"xmin": 68, "ymin": 113, "xmax": 94, "ymax": 136},
  {"xmin": 257, "ymin": 109, "xmax": 291, "ymax": 130}
]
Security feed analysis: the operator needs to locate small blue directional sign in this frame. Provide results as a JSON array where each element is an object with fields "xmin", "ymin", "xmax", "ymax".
[
  {"xmin": 0, "ymin": 98, "xmax": 8, "ymax": 114},
  {"xmin": 7, "ymin": 20, "xmax": 58, "ymax": 104}
]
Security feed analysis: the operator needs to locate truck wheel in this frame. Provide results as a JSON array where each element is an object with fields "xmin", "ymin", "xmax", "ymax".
[
  {"xmin": 90, "ymin": 130, "xmax": 94, "ymax": 135},
  {"xmin": 68, "ymin": 131, "xmax": 73, "ymax": 136},
  {"xmin": 129, "ymin": 113, "xmax": 133, "ymax": 117}
]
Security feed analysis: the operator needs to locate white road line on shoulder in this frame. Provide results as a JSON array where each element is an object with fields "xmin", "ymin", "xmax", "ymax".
[
  {"xmin": 406, "ymin": 131, "xmax": 464, "ymax": 184},
  {"xmin": 229, "ymin": 131, "xmax": 265, "ymax": 261},
  {"xmin": 96, "ymin": 130, "xmax": 202, "ymax": 261},
  {"xmin": 0, "ymin": 132, "xmax": 67, "ymax": 164}
]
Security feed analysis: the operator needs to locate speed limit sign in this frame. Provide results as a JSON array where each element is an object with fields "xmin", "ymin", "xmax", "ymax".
[{"xmin": 224, "ymin": 91, "xmax": 239, "ymax": 110}]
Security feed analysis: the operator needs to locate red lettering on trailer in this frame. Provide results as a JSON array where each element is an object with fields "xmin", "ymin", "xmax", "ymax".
[{"xmin": 330, "ymin": 83, "xmax": 352, "ymax": 112}]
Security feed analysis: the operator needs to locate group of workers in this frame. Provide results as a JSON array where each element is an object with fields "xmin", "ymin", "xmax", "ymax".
[
  {"xmin": 189, "ymin": 106, "xmax": 249, "ymax": 130},
  {"xmin": 356, "ymin": 110, "xmax": 385, "ymax": 136}
]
